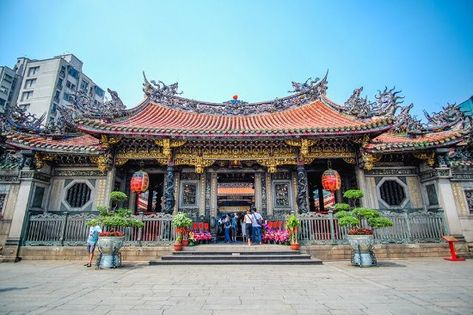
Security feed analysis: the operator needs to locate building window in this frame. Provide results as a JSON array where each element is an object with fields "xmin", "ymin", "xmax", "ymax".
[
  {"xmin": 180, "ymin": 182, "xmax": 197, "ymax": 207},
  {"xmin": 0, "ymin": 86, "xmax": 8, "ymax": 95},
  {"xmin": 27, "ymin": 66, "xmax": 39, "ymax": 76},
  {"xmin": 54, "ymin": 90, "xmax": 60, "ymax": 103},
  {"xmin": 59, "ymin": 66, "xmax": 66, "ymax": 78},
  {"xmin": 0, "ymin": 99, "xmax": 5, "ymax": 108},
  {"xmin": 32, "ymin": 186, "xmax": 45, "ymax": 209},
  {"xmin": 0, "ymin": 193, "xmax": 6, "ymax": 215},
  {"xmin": 425, "ymin": 184, "xmax": 439, "ymax": 206},
  {"xmin": 67, "ymin": 66, "xmax": 79, "ymax": 79},
  {"xmin": 80, "ymin": 80, "xmax": 89, "ymax": 91},
  {"xmin": 465, "ymin": 190, "xmax": 473, "ymax": 214},
  {"xmin": 66, "ymin": 80, "xmax": 76, "ymax": 90},
  {"xmin": 94, "ymin": 86, "xmax": 104, "ymax": 98},
  {"xmin": 274, "ymin": 182, "xmax": 290, "ymax": 208},
  {"xmin": 65, "ymin": 182, "xmax": 92, "ymax": 208},
  {"xmin": 380, "ymin": 180, "xmax": 406, "ymax": 207},
  {"xmin": 21, "ymin": 91, "xmax": 33, "ymax": 101},
  {"xmin": 3, "ymin": 74, "xmax": 13, "ymax": 83},
  {"xmin": 24, "ymin": 78, "xmax": 36, "ymax": 89},
  {"xmin": 57, "ymin": 78, "xmax": 63, "ymax": 90}
]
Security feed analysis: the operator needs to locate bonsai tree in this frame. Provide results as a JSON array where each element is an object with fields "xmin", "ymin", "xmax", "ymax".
[
  {"xmin": 286, "ymin": 214, "xmax": 301, "ymax": 245},
  {"xmin": 334, "ymin": 189, "xmax": 393, "ymax": 235},
  {"xmin": 86, "ymin": 191, "xmax": 144, "ymax": 235},
  {"xmin": 172, "ymin": 212, "xmax": 193, "ymax": 242}
]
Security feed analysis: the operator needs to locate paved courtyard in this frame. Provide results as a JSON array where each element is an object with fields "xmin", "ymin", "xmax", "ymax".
[{"xmin": 0, "ymin": 258, "xmax": 472, "ymax": 315}]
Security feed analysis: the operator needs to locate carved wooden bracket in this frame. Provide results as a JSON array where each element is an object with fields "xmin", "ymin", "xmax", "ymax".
[
  {"xmin": 155, "ymin": 139, "xmax": 187, "ymax": 159},
  {"xmin": 413, "ymin": 152, "xmax": 436, "ymax": 167}
]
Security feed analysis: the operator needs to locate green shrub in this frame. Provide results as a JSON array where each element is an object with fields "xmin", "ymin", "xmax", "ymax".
[{"xmin": 172, "ymin": 212, "xmax": 193, "ymax": 228}]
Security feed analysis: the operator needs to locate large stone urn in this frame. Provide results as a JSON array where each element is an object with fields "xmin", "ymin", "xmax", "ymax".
[
  {"xmin": 346, "ymin": 234, "xmax": 376, "ymax": 267},
  {"xmin": 97, "ymin": 236, "xmax": 125, "ymax": 268}
]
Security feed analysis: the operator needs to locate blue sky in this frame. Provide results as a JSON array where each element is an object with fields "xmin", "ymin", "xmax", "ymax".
[{"xmin": 1, "ymin": 0, "xmax": 472, "ymax": 118}]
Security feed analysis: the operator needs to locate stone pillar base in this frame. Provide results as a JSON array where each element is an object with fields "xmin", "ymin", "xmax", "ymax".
[{"xmin": 0, "ymin": 239, "xmax": 22, "ymax": 262}]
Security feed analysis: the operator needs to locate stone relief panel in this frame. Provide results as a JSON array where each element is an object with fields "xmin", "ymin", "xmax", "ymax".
[{"xmin": 406, "ymin": 177, "xmax": 423, "ymax": 208}]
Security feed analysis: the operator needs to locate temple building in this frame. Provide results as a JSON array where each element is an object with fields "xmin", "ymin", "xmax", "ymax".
[{"xmin": 0, "ymin": 73, "xmax": 472, "ymax": 258}]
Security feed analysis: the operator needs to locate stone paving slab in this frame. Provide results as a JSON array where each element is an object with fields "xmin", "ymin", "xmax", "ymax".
[{"xmin": 0, "ymin": 258, "xmax": 472, "ymax": 314}]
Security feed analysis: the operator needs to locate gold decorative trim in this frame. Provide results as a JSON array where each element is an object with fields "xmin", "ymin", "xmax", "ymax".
[
  {"xmin": 90, "ymin": 155, "xmax": 110, "ymax": 173},
  {"xmin": 285, "ymin": 139, "xmax": 316, "ymax": 157},
  {"xmin": 155, "ymin": 139, "xmax": 187, "ymax": 159},
  {"xmin": 413, "ymin": 152, "xmax": 436, "ymax": 167},
  {"xmin": 34, "ymin": 153, "xmax": 55, "ymax": 169},
  {"xmin": 100, "ymin": 135, "xmax": 120, "ymax": 148},
  {"xmin": 362, "ymin": 152, "xmax": 381, "ymax": 171}
]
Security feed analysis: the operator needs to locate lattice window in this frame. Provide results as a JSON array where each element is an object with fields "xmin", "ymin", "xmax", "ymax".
[
  {"xmin": 274, "ymin": 182, "xmax": 290, "ymax": 208},
  {"xmin": 380, "ymin": 180, "xmax": 406, "ymax": 207},
  {"xmin": 465, "ymin": 190, "xmax": 473, "ymax": 214},
  {"xmin": 65, "ymin": 183, "xmax": 91, "ymax": 208},
  {"xmin": 0, "ymin": 193, "xmax": 6, "ymax": 215},
  {"xmin": 426, "ymin": 184, "xmax": 439, "ymax": 206},
  {"xmin": 180, "ymin": 181, "xmax": 197, "ymax": 207},
  {"xmin": 32, "ymin": 186, "xmax": 45, "ymax": 208}
]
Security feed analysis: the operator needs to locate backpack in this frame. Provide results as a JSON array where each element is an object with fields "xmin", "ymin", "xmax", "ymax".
[{"xmin": 254, "ymin": 213, "xmax": 263, "ymax": 225}]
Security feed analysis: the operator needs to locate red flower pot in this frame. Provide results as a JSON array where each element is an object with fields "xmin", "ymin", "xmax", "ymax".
[
  {"xmin": 290, "ymin": 243, "xmax": 301, "ymax": 250},
  {"xmin": 174, "ymin": 244, "xmax": 183, "ymax": 251},
  {"xmin": 182, "ymin": 239, "xmax": 189, "ymax": 246}
]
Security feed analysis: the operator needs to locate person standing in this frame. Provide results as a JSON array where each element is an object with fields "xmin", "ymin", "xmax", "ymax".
[
  {"xmin": 231, "ymin": 213, "xmax": 238, "ymax": 242},
  {"xmin": 85, "ymin": 224, "xmax": 102, "ymax": 267},
  {"xmin": 252, "ymin": 209, "xmax": 263, "ymax": 245},
  {"xmin": 244, "ymin": 209, "xmax": 253, "ymax": 246},
  {"xmin": 223, "ymin": 214, "xmax": 231, "ymax": 243}
]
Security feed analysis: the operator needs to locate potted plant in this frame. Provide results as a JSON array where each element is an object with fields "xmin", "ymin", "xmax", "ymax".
[
  {"xmin": 286, "ymin": 214, "xmax": 301, "ymax": 250},
  {"xmin": 334, "ymin": 189, "xmax": 393, "ymax": 267},
  {"xmin": 172, "ymin": 212, "xmax": 192, "ymax": 250},
  {"xmin": 86, "ymin": 191, "xmax": 144, "ymax": 268}
]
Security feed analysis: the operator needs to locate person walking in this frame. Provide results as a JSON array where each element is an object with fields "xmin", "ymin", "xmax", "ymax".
[
  {"xmin": 231, "ymin": 213, "xmax": 238, "ymax": 242},
  {"xmin": 244, "ymin": 209, "xmax": 253, "ymax": 246},
  {"xmin": 223, "ymin": 214, "xmax": 231, "ymax": 243},
  {"xmin": 85, "ymin": 224, "xmax": 102, "ymax": 267},
  {"xmin": 252, "ymin": 209, "xmax": 263, "ymax": 245}
]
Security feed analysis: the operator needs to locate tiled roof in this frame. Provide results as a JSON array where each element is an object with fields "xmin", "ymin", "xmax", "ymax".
[
  {"xmin": 5, "ymin": 133, "xmax": 104, "ymax": 154},
  {"xmin": 364, "ymin": 130, "xmax": 463, "ymax": 153},
  {"xmin": 76, "ymin": 100, "xmax": 393, "ymax": 138}
]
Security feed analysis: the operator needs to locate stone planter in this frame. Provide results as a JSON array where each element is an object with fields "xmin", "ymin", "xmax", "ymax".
[
  {"xmin": 97, "ymin": 236, "xmax": 125, "ymax": 268},
  {"xmin": 347, "ymin": 234, "xmax": 377, "ymax": 267}
]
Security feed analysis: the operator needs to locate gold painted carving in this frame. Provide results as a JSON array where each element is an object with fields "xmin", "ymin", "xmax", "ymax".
[
  {"xmin": 354, "ymin": 135, "xmax": 371, "ymax": 146},
  {"xmin": 34, "ymin": 153, "xmax": 55, "ymax": 169},
  {"xmin": 174, "ymin": 154, "xmax": 214, "ymax": 174},
  {"xmin": 256, "ymin": 157, "xmax": 298, "ymax": 173},
  {"xmin": 100, "ymin": 135, "xmax": 120, "ymax": 148},
  {"xmin": 155, "ymin": 139, "xmax": 187, "ymax": 159},
  {"xmin": 362, "ymin": 152, "xmax": 381, "ymax": 171},
  {"xmin": 90, "ymin": 155, "xmax": 110, "ymax": 173},
  {"xmin": 343, "ymin": 157, "xmax": 356, "ymax": 165},
  {"xmin": 115, "ymin": 151, "xmax": 168, "ymax": 166},
  {"xmin": 413, "ymin": 152, "xmax": 436, "ymax": 167},
  {"xmin": 285, "ymin": 139, "xmax": 316, "ymax": 157}
]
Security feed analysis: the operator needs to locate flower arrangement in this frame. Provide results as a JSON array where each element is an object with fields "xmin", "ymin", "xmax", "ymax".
[
  {"xmin": 172, "ymin": 212, "xmax": 193, "ymax": 244},
  {"xmin": 193, "ymin": 231, "xmax": 212, "ymax": 243},
  {"xmin": 99, "ymin": 231, "xmax": 125, "ymax": 237},
  {"xmin": 262, "ymin": 226, "xmax": 289, "ymax": 244},
  {"xmin": 286, "ymin": 214, "xmax": 301, "ymax": 245}
]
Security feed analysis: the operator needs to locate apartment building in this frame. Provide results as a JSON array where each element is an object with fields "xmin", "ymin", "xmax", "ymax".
[
  {"xmin": 0, "ymin": 66, "xmax": 21, "ymax": 114},
  {"xmin": 12, "ymin": 54, "xmax": 105, "ymax": 124}
]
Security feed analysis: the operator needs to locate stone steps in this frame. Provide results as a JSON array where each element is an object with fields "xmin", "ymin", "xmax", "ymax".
[{"xmin": 149, "ymin": 247, "xmax": 322, "ymax": 265}]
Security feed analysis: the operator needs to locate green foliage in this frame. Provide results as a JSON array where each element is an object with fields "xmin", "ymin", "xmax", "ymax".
[
  {"xmin": 286, "ymin": 214, "xmax": 301, "ymax": 229},
  {"xmin": 86, "ymin": 192, "xmax": 144, "ymax": 230},
  {"xmin": 334, "ymin": 203, "xmax": 350, "ymax": 212},
  {"xmin": 110, "ymin": 191, "xmax": 127, "ymax": 203},
  {"xmin": 343, "ymin": 189, "xmax": 364, "ymax": 200},
  {"xmin": 334, "ymin": 189, "xmax": 393, "ymax": 232},
  {"xmin": 172, "ymin": 212, "xmax": 193, "ymax": 228}
]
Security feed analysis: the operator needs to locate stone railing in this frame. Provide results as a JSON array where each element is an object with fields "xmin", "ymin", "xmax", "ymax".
[
  {"xmin": 22, "ymin": 209, "xmax": 446, "ymax": 246},
  {"xmin": 297, "ymin": 209, "xmax": 447, "ymax": 244},
  {"xmin": 23, "ymin": 211, "xmax": 175, "ymax": 246}
]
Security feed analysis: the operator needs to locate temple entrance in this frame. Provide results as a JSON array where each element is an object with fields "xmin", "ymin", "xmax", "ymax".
[
  {"xmin": 136, "ymin": 173, "xmax": 165, "ymax": 213},
  {"xmin": 216, "ymin": 172, "xmax": 255, "ymax": 242}
]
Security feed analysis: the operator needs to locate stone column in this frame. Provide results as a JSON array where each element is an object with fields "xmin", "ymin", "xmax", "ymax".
[
  {"xmin": 355, "ymin": 166, "xmax": 368, "ymax": 207},
  {"xmin": 254, "ymin": 173, "xmax": 262, "ymax": 212},
  {"xmin": 437, "ymin": 175, "xmax": 463, "ymax": 236},
  {"xmin": 266, "ymin": 173, "xmax": 273, "ymax": 216},
  {"xmin": 164, "ymin": 164, "xmax": 175, "ymax": 214},
  {"xmin": 4, "ymin": 171, "xmax": 35, "ymax": 261},
  {"xmin": 210, "ymin": 172, "xmax": 218, "ymax": 218},
  {"xmin": 104, "ymin": 166, "xmax": 116, "ymax": 206},
  {"xmin": 296, "ymin": 164, "xmax": 309, "ymax": 213},
  {"xmin": 199, "ymin": 173, "xmax": 206, "ymax": 217}
]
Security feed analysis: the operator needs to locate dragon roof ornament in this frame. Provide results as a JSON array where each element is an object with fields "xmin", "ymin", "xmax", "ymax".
[
  {"xmin": 141, "ymin": 71, "xmax": 329, "ymax": 116},
  {"xmin": 0, "ymin": 103, "xmax": 46, "ymax": 133},
  {"xmin": 335, "ymin": 86, "xmax": 404, "ymax": 119}
]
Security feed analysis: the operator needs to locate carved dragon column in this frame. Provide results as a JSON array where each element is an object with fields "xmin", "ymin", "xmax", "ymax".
[
  {"xmin": 164, "ymin": 162, "xmax": 175, "ymax": 214},
  {"xmin": 296, "ymin": 163, "xmax": 309, "ymax": 213}
]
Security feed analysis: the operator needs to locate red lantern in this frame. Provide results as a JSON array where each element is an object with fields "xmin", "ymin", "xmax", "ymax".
[
  {"xmin": 232, "ymin": 95, "xmax": 238, "ymax": 100},
  {"xmin": 321, "ymin": 169, "xmax": 341, "ymax": 192},
  {"xmin": 130, "ymin": 171, "xmax": 149, "ymax": 193}
]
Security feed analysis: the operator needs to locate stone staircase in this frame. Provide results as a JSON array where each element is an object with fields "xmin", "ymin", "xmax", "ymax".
[{"xmin": 149, "ymin": 244, "xmax": 322, "ymax": 265}]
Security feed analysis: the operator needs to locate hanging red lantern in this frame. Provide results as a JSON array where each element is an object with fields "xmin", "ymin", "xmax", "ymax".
[
  {"xmin": 130, "ymin": 170, "xmax": 149, "ymax": 193},
  {"xmin": 321, "ymin": 169, "xmax": 341, "ymax": 192},
  {"xmin": 232, "ymin": 95, "xmax": 238, "ymax": 100}
]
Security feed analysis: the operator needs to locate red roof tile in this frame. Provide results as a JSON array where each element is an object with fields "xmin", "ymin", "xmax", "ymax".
[
  {"xmin": 6, "ymin": 133, "xmax": 104, "ymax": 154},
  {"xmin": 77, "ymin": 100, "xmax": 393, "ymax": 137},
  {"xmin": 364, "ymin": 130, "xmax": 463, "ymax": 152}
]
